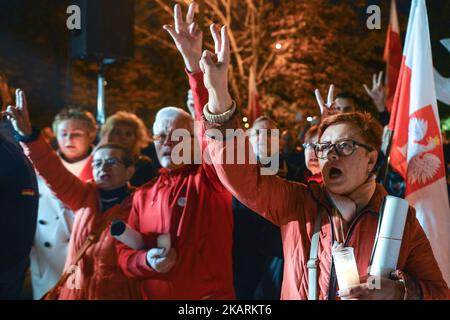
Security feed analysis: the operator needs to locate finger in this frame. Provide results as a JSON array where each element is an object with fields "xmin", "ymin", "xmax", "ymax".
[
  {"xmin": 315, "ymin": 89, "xmax": 325, "ymax": 114},
  {"xmin": 327, "ymin": 84, "xmax": 334, "ymax": 106},
  {"xmin": 174, "ymin": 4, "xmax": 185, "ymax": 33},
  {"xmin": 201, "ymin": 50, "xmax": 216, "ymax": 70},
  {"xmin": 363, "ymin": 84, "xmax": 372, "ymax": 96},
  {"xmin": 19, "ymin": 90, "xmax": 29, "ymax": 117},
  {"xmin": 338, "ymin": 286, "xmax": 360, "ymax": 299},
  {"xmin": 16, "ymin": 89, "xmax": 22, "ymax": 110},
  {"xmin": 377, "ymin": 71, "xmax": 383, "ymax": 86},
  {"xmin": 210, "ymin": 24, "xmax": 221, "ymax": 54},
  {"xmin": 186, "ymin": 2, "xmax": 197, "ymax": 25},
  {"xmin": 163, "ymin": 24, "xmax": 179, "ymax": 42},
  {"xmin": 189, "ymin": 22, "xmax": 202, "ymax": 38},
  {"xmin": 372, "ymin": 73, "xmax": 377, "ymax": 87},
  {"xmin": 6, "ymin": 105, "xmax": 19, "ymax": 120},
  {"xmin": 2, "ymin": 108, "xmax": 15, "ymax": 120},
  {"xmin": 219, "ymin": 25, "xmax": 230, "ymax": 64}
]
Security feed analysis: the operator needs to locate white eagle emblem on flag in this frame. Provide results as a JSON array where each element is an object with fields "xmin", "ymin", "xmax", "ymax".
[{"xmin": 397, "ymin": 117, "xmax": 441, "ymax": 185}]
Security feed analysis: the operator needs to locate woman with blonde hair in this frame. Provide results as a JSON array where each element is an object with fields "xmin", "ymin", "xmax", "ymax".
[{"xmin": 101, "ymin": 111, "xmax": 156, "ymax": 186}]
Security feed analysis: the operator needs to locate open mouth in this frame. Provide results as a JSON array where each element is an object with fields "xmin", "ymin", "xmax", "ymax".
[
  {"xmin": 328, "ymin": 166, "xmax": 343, "ymax": 180},
  {"xmin": 99, "ymin": 173, "xmax": 111, "ymax": 181}
]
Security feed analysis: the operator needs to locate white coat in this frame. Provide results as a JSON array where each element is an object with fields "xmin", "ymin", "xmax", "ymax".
[{"xmin": 30, "ymin": 154, "xmax": 92, "ymax": 299}]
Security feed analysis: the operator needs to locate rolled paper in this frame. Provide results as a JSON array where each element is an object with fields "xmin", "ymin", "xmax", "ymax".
[
  {"xmin": 157, "ymin": 233, "xmax": 171, "ymax": 253},
  {"xmin": 369, "ymin": 196, "xmax": 409, "ymax": 277},
  {"xmin": 111, "ymin": 219, "xmax": 145, "ymax": 250}
]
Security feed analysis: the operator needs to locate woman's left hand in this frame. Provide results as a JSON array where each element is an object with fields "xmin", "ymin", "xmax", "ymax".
[{"xmin": 338, "ymin": 276, "xmax": 404, "ymax": 300}]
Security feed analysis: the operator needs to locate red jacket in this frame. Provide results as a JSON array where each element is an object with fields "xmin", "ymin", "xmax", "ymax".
[
  {"xmin": 22, "ymin": 136, "xmax": 142, "ymax": 300},
  {"xmin": 116, "ymin": 72, "xmax": 235, "ymax": 299},
  {"xmin": 203, "ymin": 111, "xmax": 450, "ymax": 300}
]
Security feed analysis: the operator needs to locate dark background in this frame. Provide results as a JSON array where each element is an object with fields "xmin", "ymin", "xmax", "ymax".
[{"xmin": 0, "ymin": 0, "xmax": 449, "ymax": 129}]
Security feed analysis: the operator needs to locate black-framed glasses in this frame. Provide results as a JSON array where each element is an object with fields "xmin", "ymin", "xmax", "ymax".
[
  {"xmin": 314, "ymin": 139, "xmax": 373, "ymax": 160},
  {"xmin": 92, "ymin": 158, "xmax": 125, "ymax": 169}
]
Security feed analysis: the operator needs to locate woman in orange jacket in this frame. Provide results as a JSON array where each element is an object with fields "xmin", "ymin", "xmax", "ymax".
[
  {"xmin": 4, "ymin": 90, "xmax": 142, "ymax": 300},
  {"xmin": 197, "ymin": 24, "xmax": 449, "ymax": 300}
]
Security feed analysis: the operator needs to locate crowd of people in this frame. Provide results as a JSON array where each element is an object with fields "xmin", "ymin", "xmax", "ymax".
[{"xmin": 0, "ymin": 2, "xmax": 449, "ymax": 300}]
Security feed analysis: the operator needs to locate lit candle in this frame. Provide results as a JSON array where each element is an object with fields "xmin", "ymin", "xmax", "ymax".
[{"xmin": 332, "ymin": 246, "xmax": 360, "ymax": 291}]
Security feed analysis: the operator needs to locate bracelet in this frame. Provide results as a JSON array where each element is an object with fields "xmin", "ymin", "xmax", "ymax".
[{"xmin": 203, "ymin": 101, "xmax": 236, "ymax": 124}]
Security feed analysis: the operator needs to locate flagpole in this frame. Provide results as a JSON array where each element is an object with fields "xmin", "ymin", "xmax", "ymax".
[{"xmin": 378, "ymin": 129, "xmax": 394, "ymax": 187}]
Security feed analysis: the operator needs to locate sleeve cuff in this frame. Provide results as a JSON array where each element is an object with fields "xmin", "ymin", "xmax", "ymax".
[
  {"xmin": 15, "ymin": 126, "xmax": 40, "ymax": 143},
  {"xmin": 203, "ymin": 101, "xmax": 237, "ymax": 124},
  {"xmin": 202, "ymin": 107, "xmax": 244, "ymax": 141}
]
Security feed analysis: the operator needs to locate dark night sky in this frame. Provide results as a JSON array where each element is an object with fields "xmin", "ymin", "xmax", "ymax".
[{"xmin": 1, "ymin": 0, "xmax": 450, "ymax": 124}]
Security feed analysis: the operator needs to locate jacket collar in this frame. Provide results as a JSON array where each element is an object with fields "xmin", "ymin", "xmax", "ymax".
[{"xmin": 308, "ymin": 181, "xmax": 388, "ymax": 217}]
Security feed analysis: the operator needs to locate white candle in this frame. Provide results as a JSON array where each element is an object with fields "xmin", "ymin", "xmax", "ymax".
[{"xmin": 333, "ymin": 247, "xmax": 360, "ymax": 290}]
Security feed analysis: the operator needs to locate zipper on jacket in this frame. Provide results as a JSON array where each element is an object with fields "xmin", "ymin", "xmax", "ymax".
[{"xmin": 327, "ymin": 209, "xmax": 371, "ymax": 300}]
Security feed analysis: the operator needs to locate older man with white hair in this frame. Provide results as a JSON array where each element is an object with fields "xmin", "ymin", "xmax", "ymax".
[{"xmin": 117, "ymin": 95, "xmax": 234, "ymax": 299}]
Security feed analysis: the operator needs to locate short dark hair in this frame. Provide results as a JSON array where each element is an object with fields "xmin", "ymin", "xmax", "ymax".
[{"xmin": 93, "ymin": 143, "xmax": 135, "ymax": 167}]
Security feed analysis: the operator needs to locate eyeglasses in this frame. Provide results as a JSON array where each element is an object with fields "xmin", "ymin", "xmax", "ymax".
[
  {"xmin": 92, "ymin": 158, "xmax": 125, "ymax": 169},
  {"xmin": 302, "ymin": 142, "xmax": 316, "ymax": 150},
  {"xmin": 152, "ymin": 132, "xmax": 195, "ymax": 144},
  {"xmin": 314, "ymin": 139, "xmax": 373, "ymax": 160}
]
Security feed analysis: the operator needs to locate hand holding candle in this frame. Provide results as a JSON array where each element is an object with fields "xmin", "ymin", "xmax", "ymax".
[{"xmin": 332, "ymin": 243, "xmax": 360, "ymax": 295}]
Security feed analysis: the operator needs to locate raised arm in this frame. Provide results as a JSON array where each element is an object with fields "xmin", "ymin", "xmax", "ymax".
[
  {"xmin": 200, "ymin": 25, "xmax": 312, "ymax": 226},
  {"xmin": 4, "ymin": 89, "xmax": 91, "ymax": 211},
  {"xmin": 363, "ymin": 71, "xmax": 390, "ymax": 126},
  {"xmin": 164, "ymin": 3, "xmax": 227, "ymax": 192},
  {"xmin": 164, "ymin": 2, "xmax": 206, "ymax": 120}
]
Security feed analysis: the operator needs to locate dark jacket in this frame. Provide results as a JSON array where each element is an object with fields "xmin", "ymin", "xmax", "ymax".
[{"xmin": 0, "ymin": 120, "xmax": 38, "ymax": 298}]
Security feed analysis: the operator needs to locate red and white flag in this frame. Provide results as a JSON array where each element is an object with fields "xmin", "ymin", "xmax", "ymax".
[
  {"xmin": 389, "ymin": 0, "xmax": 450, "ymax": 285},
  {"xmin": 247, "ymin": 66, "xmax": 262, "ymax": 125},
  {"xmin": 383, "ymin": 0, "xmax": 402, "ymax": 112}
]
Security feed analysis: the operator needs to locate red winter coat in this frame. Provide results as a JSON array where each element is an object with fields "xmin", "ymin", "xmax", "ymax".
[
  {"xmin": 116, "ymin": 71, "xmax": 235, "ymax": 300},
  {"xmin": 203, "ymin": 111, "xmax": 450, "ymax": 300},
  {"xmin": 22, "ymin": 135, "xmax": 142, "ymax": 300}
]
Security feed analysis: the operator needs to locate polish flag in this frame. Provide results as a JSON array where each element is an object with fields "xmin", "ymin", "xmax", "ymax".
[
  {"xmin": 389, "ymin": 0, "xmax": 450, "ymax": 285},
  {"xmin": 247, "ymin": 67, "xmax": 262, "ymax": 125},
  {"xmin": 383, "ymin": 0, "xmax": 402, "ymax": 113}
]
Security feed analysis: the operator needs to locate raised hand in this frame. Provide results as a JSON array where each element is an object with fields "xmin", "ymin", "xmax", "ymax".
[
  {"xmin": 200, "ymin": 24, "xmax": 232, "ymax": 114},
  {"xmin": 3, "ymin": 89, "xmax": 32, "ymax": 136},
  {"xmin": 363, "ymin": 71, "xmax": 386, "ymax": 112},
  {"xmin": 163, "ymin": 2, "xmax": 203, "ymax": 73},
  {"xmin": 315, "ymin": 84, "xmax": 339, "ymax": 118}
]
